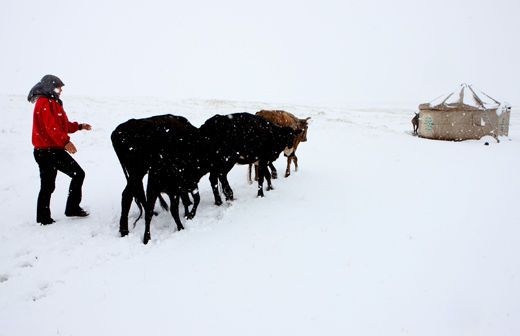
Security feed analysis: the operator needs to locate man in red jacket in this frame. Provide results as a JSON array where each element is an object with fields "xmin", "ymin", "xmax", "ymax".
[{"xmin": 28, "ymin": 75, "xmax": 92, "ymax": 225}]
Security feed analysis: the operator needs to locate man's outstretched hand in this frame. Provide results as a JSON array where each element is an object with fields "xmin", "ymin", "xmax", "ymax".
[{"xmin": 80, "ymin": 123, "xmax": 92, "ymax": 131}]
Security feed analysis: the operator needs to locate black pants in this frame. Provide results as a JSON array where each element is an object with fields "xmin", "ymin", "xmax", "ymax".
[{"xmin": 34, "ymin": 149, "xmax": 85, "ymax": 222}]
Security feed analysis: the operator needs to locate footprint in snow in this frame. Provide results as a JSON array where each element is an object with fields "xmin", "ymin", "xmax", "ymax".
[
  {"xmin": 0, "ymin": 274, "xmax": 8, "ymax": 283},
  {"xmin": 19, "ymin": 261, "xmax": 34, "ymax": 268},
  {"xmin": 32, "ymin": 283, "xmax": 52, "ymax": 302}
]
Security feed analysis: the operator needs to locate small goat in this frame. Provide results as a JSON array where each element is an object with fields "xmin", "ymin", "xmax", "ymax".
[{"xmin": 412, "ymin": 113, "xmax": 419, "ymax": 135}]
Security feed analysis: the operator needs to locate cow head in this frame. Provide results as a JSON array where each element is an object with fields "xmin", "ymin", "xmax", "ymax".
[
  {"xmin": 297, "ymin": 117, "xmax": 311, "ymax": 142},
  {"xmin": 283, "ymin": 128, "xmax": 303, "ymax": 157},
  {"xmin": 282, "ymin": 118, "xmax": 310, "ymax": 156}
]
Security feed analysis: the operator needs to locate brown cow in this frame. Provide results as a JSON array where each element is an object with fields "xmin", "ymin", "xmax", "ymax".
[{"xmin": 248, "ymin": 110, "xmax": 310, "ymax": 183}]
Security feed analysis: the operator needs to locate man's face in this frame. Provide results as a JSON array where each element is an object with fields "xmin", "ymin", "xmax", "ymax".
[{"xmin": 54, "ymin": 86, "xmax": 63, "ymax": 96}]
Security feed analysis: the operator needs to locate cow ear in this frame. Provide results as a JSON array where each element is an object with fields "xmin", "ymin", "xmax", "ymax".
[{"xmin": 305, "ymin": 117, "xmax": 311, "ymax": 121}]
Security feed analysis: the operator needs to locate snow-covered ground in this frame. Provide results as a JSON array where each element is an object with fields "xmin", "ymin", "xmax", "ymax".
[{"xmin": 0, "ymin": 95, "xmax": 519, "ymax": 335}]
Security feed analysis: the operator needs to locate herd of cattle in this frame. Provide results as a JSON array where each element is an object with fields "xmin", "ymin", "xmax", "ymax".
[{"xmin": 111, "ymin": 110, "xmax": 310, "ymax": 244}]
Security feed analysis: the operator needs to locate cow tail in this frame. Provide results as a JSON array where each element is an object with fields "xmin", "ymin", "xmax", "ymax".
[
  {"xmin": 158, "ymin": 194, "xmax": 169, "ymax": 211},
  {"xmin": 113, "ymin": 145, "xmax": 143, "ymax": 221},
  {"xmin": 132, "ymin": 190, "xmax": 167, "ymax": 229},
  {"xmin": 131, "ymin": 180, "xmax": 148, "ymax": 228},
  {"xmin": 247, "ymin": 164, "xmax": 253, "ymax": 185},
  {"xmin": 112, "ymin": 138, "xmax": 147, "ymax": 228},
  {"xmin": 132, "ymin": 202, "xmax": 143, "ymax": 228}
]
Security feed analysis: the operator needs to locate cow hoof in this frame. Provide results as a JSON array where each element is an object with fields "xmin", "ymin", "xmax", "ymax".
[
  {"xmin": 267, "ymin": 186, "xmax": 274, "ymax": 191},
  {"xmin": 186, "ymin": 212, "xmax": 195, "ymax": 220},
  {"xmin": 215, "ymin": 200, "xmax": 223, "ymax": 206},
  {"xmin": 143, "ymin": 234, "xmax": 150, "ymax": 245},
  {"xmin": 284, "ymin": 173, "xmax": 290, "ymax": 178},
  {"xmin": 271, "ymin": 172, "xmax": 278, "ymax": 179},
  {"xmin": 120, "ymin": 230, "xmax": 129, "ymax": 237},
  {"xmin": 257, "ymin": 191, "xmax": 264, "ymax": 198},
  {"xmin": 177, "ymin": 226, "xmax": 185, "ymax": 231}
]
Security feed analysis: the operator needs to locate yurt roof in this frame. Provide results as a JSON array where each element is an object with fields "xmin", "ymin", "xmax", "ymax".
[{"xmin": 420, "ymin": 84, "xmax": 503, "ymax": 111}]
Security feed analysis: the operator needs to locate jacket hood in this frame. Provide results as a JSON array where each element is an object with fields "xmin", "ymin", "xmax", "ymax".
[{"xmin": 27, "ymin": 75, "xmax": 65, "ymax": 105}]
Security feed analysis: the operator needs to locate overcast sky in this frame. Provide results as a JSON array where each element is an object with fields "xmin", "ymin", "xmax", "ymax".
[{"xmin": 2, "ymin": 0, "xmax": 519, "ymax": 105}]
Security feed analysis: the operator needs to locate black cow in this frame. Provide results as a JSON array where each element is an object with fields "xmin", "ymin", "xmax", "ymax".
[
  {"xmin": 111, "ymin": 115, "xmax": 200, "ymax": 238},
  {"xmin": 199, "ymin": 113, "xmax": 300, "ymax": 205},
  {"xmin": 143, "ymin": 153, "xmax": 207, "ymax": 244}
]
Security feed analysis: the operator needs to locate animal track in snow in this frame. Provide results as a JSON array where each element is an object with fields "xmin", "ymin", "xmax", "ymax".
[
  {"xmin": 19, "ymin": 261, "xmax": 33, "ymax": 268},
  {"xmin": 31, "ymin": 283, "xmax": 52, "ymax": 302}
]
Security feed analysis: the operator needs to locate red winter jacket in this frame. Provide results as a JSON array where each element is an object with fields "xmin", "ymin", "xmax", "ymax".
[{"xmin": 32, "ymin": 97, "xmax": 79, "ymax": 149}]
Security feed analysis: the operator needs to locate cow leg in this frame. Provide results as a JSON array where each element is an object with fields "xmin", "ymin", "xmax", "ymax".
[
  {"xmin": 254, "ymin": 163, "xmax": 259, "ymax": 182},
  {"xmin": 257, "ymin": 160, "xmax": 269, "ymax": 197},
  {"xmin": 268, "ymin": 162, "xmax": 277, "ymax": 179},
  {"xmin": 285, "ymin": 153, "xmax": 298, "ymax": 177},
  {"xmin": 209, "ymin": 173, "xmax": 223, "ymax": 206},
  {"xmin": 219, "ymin": 174, "xmax": 234, "ymax": 201},
  {"xmin": 143, "ymin": 188, "xmax": 158, "ymax": 245},
  {"xmin": 180, "ymin": 192, "xmax": 192, "ymax": 218},
  {"xmin": 285, "ymin": 155, "xmax": 292, "ymax": 178},
  {"xmin": 168, "ymin": 193, "xmax": 184, "ymax": 231},
  {"xmin": 264, "ymin": 163, "xmax": 274, "ymax": 191},
  {"xmin": 265, "ymin": 174, "xmax": 273, "ymax": 191},
  {"xmin": 119, "ymin": 183, "xmax": 132, "ymax": 237},
  {"xmin": 187, "ymin": 189, "xmax": 200, "ymax": 219}
]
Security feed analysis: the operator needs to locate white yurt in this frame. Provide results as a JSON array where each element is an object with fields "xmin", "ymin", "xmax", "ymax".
[{"xmin": 418, "ymin": 84, "xmax": 511, "ymax": 141}]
